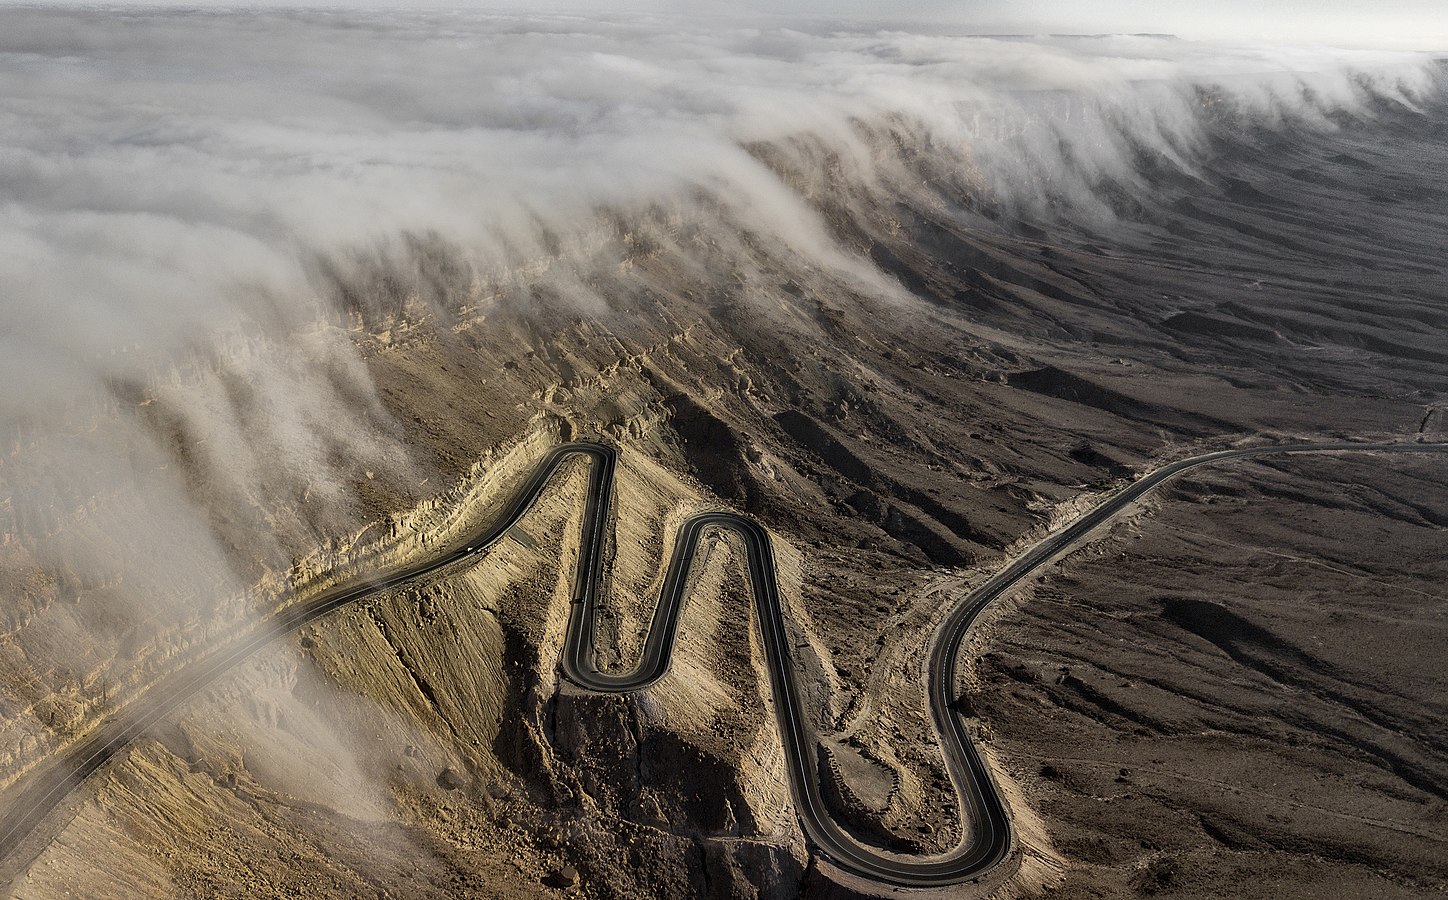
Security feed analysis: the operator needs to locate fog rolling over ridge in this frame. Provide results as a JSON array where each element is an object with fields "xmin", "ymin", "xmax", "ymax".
[{"xmin": 0, "ymin": 6, "xmax": 1446, "ymax": 893}]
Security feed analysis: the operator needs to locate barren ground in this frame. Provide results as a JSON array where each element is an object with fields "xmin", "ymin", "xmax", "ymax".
[{"xmin": 2, "ymin": 82, "xmax": 1447, "ymax": 899}]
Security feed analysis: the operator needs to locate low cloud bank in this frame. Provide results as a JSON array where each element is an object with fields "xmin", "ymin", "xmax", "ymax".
[{"xmin": 0, "ymin": 7, "xmax": 1438, "ymax": 748}]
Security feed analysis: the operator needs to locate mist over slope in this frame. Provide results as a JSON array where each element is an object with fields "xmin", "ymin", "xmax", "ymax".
[
  {"xmin": 1, "ymin": 6, "xmax": 1438, "ymax": 579},
  {"xmin": 1, "ymin": 8, "xmax": 1447, "ymax": 897}
]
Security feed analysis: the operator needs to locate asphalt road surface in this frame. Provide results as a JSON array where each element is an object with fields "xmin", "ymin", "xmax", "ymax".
[{"xmin": 1, "ymin": 439, "xmax": 1444, "ymax": 888}]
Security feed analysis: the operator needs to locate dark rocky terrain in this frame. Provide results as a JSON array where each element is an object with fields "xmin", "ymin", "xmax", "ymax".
[{"xmin": 2, "ymin": 58, "xmax": 1446, "ymax": 900}]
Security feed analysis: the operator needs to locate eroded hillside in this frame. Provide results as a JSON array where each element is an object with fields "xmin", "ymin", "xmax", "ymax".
[{"xmin": 3, "ymin": 71, "xmax": 1447, "ymax": 900}]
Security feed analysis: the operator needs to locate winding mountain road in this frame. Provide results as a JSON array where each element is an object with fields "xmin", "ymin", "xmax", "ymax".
[{"xmin": 1, "ymin": 439, "xmax": 1444, "ymax": 888}]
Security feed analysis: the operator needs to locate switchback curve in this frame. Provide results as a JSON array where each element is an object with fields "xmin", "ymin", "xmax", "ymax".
[{"xmin": 1, "ymin": 439, "xmax": 1445, "ymax": 889}]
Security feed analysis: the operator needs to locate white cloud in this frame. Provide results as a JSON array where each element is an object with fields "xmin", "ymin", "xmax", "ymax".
[{"xmin": 0, "ymin": 6, "xmax": 1438, "ymax": 706}]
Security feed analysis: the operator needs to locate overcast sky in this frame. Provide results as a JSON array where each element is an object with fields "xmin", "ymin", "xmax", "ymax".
[{"xmin": 4, "ymin": 1, "xmax": 1444, "ymax": 50}]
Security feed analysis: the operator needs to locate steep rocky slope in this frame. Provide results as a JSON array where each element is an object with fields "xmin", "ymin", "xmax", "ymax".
[{"xmin": 2, "ymin": 75, "xmax": 1447, "ymax": 898}]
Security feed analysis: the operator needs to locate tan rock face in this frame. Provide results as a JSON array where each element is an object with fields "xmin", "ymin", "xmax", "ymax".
[{"xmin": 5, "ymin": 80, "xmax": 1448, "ymax": 900}]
